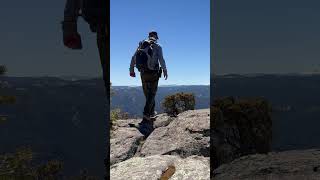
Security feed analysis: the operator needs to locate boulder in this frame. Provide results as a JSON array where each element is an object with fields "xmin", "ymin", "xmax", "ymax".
[
  {"xmin": 110, "ymin": 127, "xmax": 144, "ymax": 165},
  {"xmin": 170, "ymin": 155, "xmax": 210, "ymax": 180},
  {"xmin": 139, "ymin": 109, "xmax": 210, "ymax": 158},
  {"xmin": 110, "ymin": 155, "xmax": 209, "ymax": 180},
  {"xmin": 213, "ymin": 149, "xmax": 320, "ymax": 180}
]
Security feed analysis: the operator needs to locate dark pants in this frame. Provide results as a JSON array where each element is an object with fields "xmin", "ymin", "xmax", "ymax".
[
  {"xmin": 140, "ymin": 71, "xmax": 160, "ymax": 116},
  {"xmin": 96, "ymin": 24, "xmax": 110, "ymax": 179},
  {"xmin": 97, "ymin": 25, "xmax": 109, "ymax": 94}
]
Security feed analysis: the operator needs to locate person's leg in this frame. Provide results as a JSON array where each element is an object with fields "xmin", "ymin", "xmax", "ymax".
[
  {"xmin": 141, "ymin": 72, "xmax": 159, "ymax": 117},
  {"xmin": 97, "ymin": 24, "xmax": 109, "ymax": 94},
  {"xmin": 141, "ymin": 72, "xmax": 151, "ymax": 117},
  {"xmin": 148, "ymin": 72, "xmax": 159, "ymax": 116},
  {"xmin": 97, "ymin": 24, "xmax": 110, "ymax": 179},
  {"xmin": 141, "ymin": 73, "xmax": 148, "ymax": 98},
  {"xmin": 139, "ymin": 73, "xmax": 154, "ymax": 137},
  {"xmin": 150, "ymin": 78, "xmax": 159, "ymax": 116}
]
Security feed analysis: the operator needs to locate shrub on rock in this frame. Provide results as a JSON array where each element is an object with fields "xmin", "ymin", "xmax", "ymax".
[
  {"xmin": 162, "ymin": 92, "xmax": 195, "ymax": 116},
  {"xmin": 211, "ymin": 97, "xmax": 272, "ymax": 168}
]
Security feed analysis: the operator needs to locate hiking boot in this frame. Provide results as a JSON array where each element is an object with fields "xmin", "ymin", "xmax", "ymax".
[
  {"xmin": 150, "ymin": 111, "xmax": 158, "ymax": 119},
  {"xmin": 138, "ymin": 119, "xmax": 154, "ymax": 137}
]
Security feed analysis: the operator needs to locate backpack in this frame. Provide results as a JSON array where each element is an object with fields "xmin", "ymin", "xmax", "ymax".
[
  {"xmin": 81, "ymin": 0, "xmax": 107, "ymax": 28},
  {"xmin": 135, "ymin": 40, "xmax": 155, "ymax": 72}
]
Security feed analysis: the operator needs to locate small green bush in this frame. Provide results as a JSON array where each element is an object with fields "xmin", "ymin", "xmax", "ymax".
[
  {"xmin": 0, "ymin": 147, "xmax": 34, "ymax": 178},
  {"xmin": 0, "ymin": 147, "xmax": 100, "ymax": 179},
  {"xmin": 110, "ymin": 108, "xmax": 129, "ymax": 129},
  {"xmin": 0, "ymin": 96, "xmax": 16, "ymax": 105},
  {"xmin": 162, "ymin": 92, "xmax": 196, "ymax": 116},
  {"xmin": 0, "ymin": 65, "xmax": 7, "ymax": 75},
  {"xmin": 36, "ymin": 160, "xmax": 63, "ymax": 180}
]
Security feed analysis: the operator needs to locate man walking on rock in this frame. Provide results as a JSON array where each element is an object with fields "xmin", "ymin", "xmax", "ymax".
[{"xmin": 130, "ymin": 31, "xmax": 168, "ymax": 136}]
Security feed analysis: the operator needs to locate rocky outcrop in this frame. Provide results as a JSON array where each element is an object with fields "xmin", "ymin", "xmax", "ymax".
[
  {"xmin": 110, "ymin": 127, "xmax": 144, "ymax": 165},
  {"xmin": 110, "ymin": 97, "xmax": 273, "ymax": 179},
  {"xmin": 110, "ymin": 155, "xmax": 209, "ymax": 180},
  {"xmin": 110, "ymin": 109, "xmax": 210, "ymax": 179},
  {"xmin": 213, "ymin": 149, "xmax": 320, "ymax": 180},
  {"xmin": 211, "ymin": 97, "xmax": 272, "ymax": 168},
  {"xmin": 139, "ymin": 109, "xmax": 210, "ymax": 157},
  {"xmin": 210, "ymin": 97, "xmax": 320, "ymax": 180}
]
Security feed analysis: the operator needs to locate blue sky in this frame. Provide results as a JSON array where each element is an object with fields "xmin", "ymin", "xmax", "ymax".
[{"xmin": 110, "ymin": 0, "xmax": 210, "ymax": 86}]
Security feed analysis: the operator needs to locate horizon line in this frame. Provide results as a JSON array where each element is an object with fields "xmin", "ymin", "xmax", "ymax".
[
  {"xmin": 112, "ymin": 84, "xmax": 210, "ymax": 87},
  {"xmin": 5, "ymin": 71, "xmax": 320, "ymax": 77},
  {"xmin": 4, "ymin": 71, "xmax": 320, "ymax": 80}
]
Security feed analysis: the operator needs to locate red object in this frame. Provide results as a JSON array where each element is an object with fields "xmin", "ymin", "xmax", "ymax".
[
  {"xmin": 130, "ymin": 72, "xmax": 136, "ymax": 77},
  {"xmin": 64, "ymin": 34, "xmax": 82, "ymax": 49}
]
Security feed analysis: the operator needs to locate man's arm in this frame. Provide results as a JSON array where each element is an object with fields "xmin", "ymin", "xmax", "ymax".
[
  {"xmin": 158, "ymin": 46, "xmax": 167, "ymax": 71},
  {"xmin": 129, "ymin": 55, "xmax": 136, "ymax": 73},
  {"xmin": 62, "ymin": 0, "xmax": 82, "ymax": 49},
  {"xmin": 158, "ymin": 45, "xmax": 168, "ymax": 79},
  {"xmin": 130, "ymin": 42, "xmax": 143, "ymax": 76},
  {"xmin": 64, "ymin": 0, "xmax": 81, "ymax": 22},
  {"xmin": 129, "ymin": 43, "xmax": 141, "ymax": 77}
]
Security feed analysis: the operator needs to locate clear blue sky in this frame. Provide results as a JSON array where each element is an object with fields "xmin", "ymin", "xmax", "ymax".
[{"xmin": 110, "ymin": 0, "xmax": 210, "ymax": 86}]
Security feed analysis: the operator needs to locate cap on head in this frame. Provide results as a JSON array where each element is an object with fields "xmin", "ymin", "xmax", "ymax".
[{"xmin": 148, "ymin": 31, "xmax": 159, "ymax": 40}]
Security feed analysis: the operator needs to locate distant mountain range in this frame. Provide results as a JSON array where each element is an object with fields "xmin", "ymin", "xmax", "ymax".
[{"xmin": 111, "ymin": 85, "xmax": 210, "ymax": 117}]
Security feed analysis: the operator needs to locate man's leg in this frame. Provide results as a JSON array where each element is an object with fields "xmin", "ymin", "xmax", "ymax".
[
  {"xmin": 137, "ymin": 72, "xmax": 159, "ymax": 136},
  {"xmin": 97, "ymin": 24, "xmax": 110, "ymax": 179},
  {"xmin": 141, "ymin": 72, "xmax": 159, "ymax": 117},
  {"xmin": 141, "ymin": 72, "xmax": 150, "ymax": 117},
  {"xmin": 141, "ymin": 74, "xmax": 148, "ymax": 98},
  {"xmin": 149, "ymin": 77, "xmax": 159, "ymax": 116},
  {"xmin": 97, "ymin": 25, "xmax": 109, "ymax": 93}
]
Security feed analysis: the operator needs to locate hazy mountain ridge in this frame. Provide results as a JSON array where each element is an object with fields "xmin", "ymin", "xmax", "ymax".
[{"xmin": 111, "ymin": 85, "xmax": 210, "ymax": 117}]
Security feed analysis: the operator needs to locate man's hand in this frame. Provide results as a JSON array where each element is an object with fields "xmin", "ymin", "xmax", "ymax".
[
  {"xmin": 163, "ymin": 69, "xmax": 168, "ymax": 80},
  {"xmin": 62, "ymin": 20, "xmax": 82, "ymax": 50},
  {"xmin": 130, "ymin": 71, "xmax": 136, "ymax": 77},
  {"xmin": 63, "ymin": 33, "xmax": 82, "ymax": 49}
]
